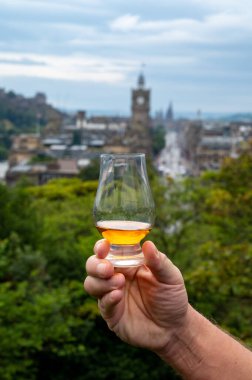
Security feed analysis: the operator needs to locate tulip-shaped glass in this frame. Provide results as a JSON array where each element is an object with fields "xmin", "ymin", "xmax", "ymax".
[{"xmin": 93, "ymin": 153, "xmax": 155, "ymax": 267}]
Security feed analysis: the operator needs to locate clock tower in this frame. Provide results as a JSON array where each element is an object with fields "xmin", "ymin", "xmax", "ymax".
[
  {"xmin": 127, "ymin": 73, "xmax": 151, "ymax": 154},
  {"xmin": 131, "ymin": 73, "xmax": 150, "ymax": 130}
]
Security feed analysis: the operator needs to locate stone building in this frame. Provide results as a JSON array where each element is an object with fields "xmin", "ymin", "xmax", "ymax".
[
  {"xmin": 194, "ymin": 123, "xmax": 234, "ymax": 173},
  {"xmin": 8, "ymin": 134, "xmax": 42, "ymax": 167},
  {"xmin": 6, "ymin": 159, "xmax": 80, "ymax": 186},
  {"xmin": 125, "ymin": 73, "xmax": 152, "ymax": 155},
  {"xmin": 60, "ymin": 73, "xmax": 152, "ymax": 156},
  {"xmin": 180, "ymin": 121, "xmax": 245, "ymax": 175},
  {"xmin": 5, "ymin": 73, "xmax": 154, "ymax": 185},
  {"xmin": 180, "ymin": 120, "xmax": 202, "ymax": 175}
]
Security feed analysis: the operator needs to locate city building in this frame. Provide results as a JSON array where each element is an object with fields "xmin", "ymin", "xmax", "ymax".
[
  {"xmin": 125, "ymin": 73, "xmax": 152, "ymax": 154},
  {"xmin": 6, "ymin": 159, "xmax": 82, "ymax": 186},
  {"xmin": 180, "ymin": 121, "xmax": 251, "ymax": 175},
  {"xmin": 5, "ymin": 73, "xmax": 155, "ymax": 184},
  {"xmin": 8, "ymin": 134, "xmax": 43, "ymax": 167}
]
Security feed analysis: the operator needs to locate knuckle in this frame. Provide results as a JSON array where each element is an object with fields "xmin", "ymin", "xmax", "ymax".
[
  {"xmin": 159, "ymin": 252, "xmax": 169, "ymax": 269},
  {"xmin": 85, "ymin": 255, "xmax": 96, "ymax": 271}
]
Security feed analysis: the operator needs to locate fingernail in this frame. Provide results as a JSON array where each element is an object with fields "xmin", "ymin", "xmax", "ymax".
[{"xmin": 97, "ymin": 263, "xmax": 107, "ymax": 275}]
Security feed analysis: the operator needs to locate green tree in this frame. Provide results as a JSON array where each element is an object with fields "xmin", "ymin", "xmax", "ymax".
[
  {"xmin": 2, "ymin": 152, "xmax": 252, "ymax": 379},
  {"xmin": 151, "ymin": 125, "xmax": 166, "ymax": 156},
  {"xmin": 152, "ymin": 153, "xmax": 252, "ymax": 349},
  {"xmin": 0, "ymin": 145, "xmax": 8, "ymax": 160},
  {"xmin": 79, "ymin": 159, "xmax": 100, "ymax": 181},
  {"xmin": 0, "ymin": 182, "xmax": 40, "ymax": 247}
]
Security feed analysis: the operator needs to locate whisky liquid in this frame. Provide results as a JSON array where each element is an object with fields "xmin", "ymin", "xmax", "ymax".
[{"xmin": 96, "ymin": 220, "xmax": 152, "ymax": 245}]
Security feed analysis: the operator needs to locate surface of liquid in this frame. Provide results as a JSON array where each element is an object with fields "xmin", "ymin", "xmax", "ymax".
[{"xmin": 96, "ymin": 220, "xmax": 152, "ymax": 245}]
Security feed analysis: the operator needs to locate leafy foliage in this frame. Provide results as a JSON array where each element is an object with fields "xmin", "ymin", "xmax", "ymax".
[
  {"xmin": 78, "ymin": 159, "xmax": 100, "ymax": 181},
  {"xmin": 151, "ymin": 125, "xmax": 166, "ymax": 156},
  {"xmin": 150, "ymin": 154, "xmax": 252, "ymax": 348},
  {"xmin": 1, "ymin": 153, "xmax": 252, "ymax": 379}
]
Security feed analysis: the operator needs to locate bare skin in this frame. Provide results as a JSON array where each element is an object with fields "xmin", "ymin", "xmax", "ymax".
[{"xmin": 84, "ymin": 240, "xmax": 252, "ymax": 379}]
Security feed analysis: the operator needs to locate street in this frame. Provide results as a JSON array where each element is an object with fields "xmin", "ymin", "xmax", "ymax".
[{"xmin": 156, "ymin": 131, "xmax": 186, "ymax": 178}]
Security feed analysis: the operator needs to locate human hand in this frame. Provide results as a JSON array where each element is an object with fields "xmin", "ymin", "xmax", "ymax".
[{"xmin": 84, "ymin": 240, "xmax": 189, "ymax": 355}]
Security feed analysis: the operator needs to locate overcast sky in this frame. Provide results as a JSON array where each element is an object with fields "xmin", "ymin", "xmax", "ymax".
[{"xmin": 0, "ymin": 0, "xmax": 252, "ymax": 116}]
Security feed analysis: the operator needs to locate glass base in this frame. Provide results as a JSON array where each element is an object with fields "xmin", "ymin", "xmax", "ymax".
[{"xmin": 106, "ymin": 243, "xmax": 145, "ymax": 267}]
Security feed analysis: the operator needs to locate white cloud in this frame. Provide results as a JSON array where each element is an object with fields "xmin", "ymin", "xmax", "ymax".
[
  {"xmin": 110, "ymin": 15, "xmax": 198, "ymax": 33},
  {"xmin": 109, "ymin": 14, "xmax": 140, "ymax": 31},
  {"xmin": 108, "ymin": 10, "xmax": 250, "ymax": 45},
  {"xmin": 1, "ymin": 0, "xmax": 252, "ymax": 112},
  {"xmin": 0, "ymin": 52, "xmax": 133, "ymax": 84},
  {"xmin": 0, "ymin": 50, "xmax": 200, "ymax": 91}
]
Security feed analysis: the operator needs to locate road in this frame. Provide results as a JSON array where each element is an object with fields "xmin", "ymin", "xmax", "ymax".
[{"xmin": 156, "ymin": 131, "xmax": 186, "ymax": 178}]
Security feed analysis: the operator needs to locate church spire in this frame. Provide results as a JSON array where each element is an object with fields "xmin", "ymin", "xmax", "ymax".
[
  {"xmin": 166, "ymin": 101, "xmax": 174, "ymax": 121},
  {"xmin": 138, "ymin": 72, "xmax": 145, "ymax": 88},
  {"xmin": 137, "ymin": 63, "xmax": 146, "ymax": 88}
]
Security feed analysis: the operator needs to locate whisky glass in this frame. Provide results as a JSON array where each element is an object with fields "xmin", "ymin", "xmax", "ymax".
[{"xmin": 93, "ymin": 153, "xmax": 155, "ymax": 267}]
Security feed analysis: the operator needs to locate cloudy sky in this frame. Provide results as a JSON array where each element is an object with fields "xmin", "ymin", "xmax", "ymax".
[{"xmin": 0, "ymin": 0, "xmax": 252, "ymax": 116}]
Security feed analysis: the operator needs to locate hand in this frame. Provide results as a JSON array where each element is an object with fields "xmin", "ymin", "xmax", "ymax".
[{"xmin": 84, "ymin": 240, "xmax": 189, "ymax": 355}]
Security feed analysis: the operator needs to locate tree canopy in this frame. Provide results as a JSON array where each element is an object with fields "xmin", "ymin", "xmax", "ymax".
[{"xmin": 0, "ymin": 153, "xmax": 252, "ymax": 379}]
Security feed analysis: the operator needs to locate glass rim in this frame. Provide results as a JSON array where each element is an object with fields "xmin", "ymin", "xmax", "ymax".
[{"xmin": 100, "ymin": 153, "xmax": 146, "ymax": 159}]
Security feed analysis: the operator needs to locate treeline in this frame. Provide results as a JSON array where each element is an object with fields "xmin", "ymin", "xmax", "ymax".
[{"xmin": 1, "ymin": 153, "xmax": 252, "ymax": 379}]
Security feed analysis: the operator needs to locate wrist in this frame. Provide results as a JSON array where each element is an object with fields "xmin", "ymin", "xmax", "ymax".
[
  {"xmin": 156, "ymin": 305, "xmax": 207, "ymax": 378},
  {"xmin": 154, "ymin": 304, "xmax": 252, "ymax": 380}
]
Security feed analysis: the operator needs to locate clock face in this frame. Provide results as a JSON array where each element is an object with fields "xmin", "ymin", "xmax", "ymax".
[{"xmin": 136, "ymin": 96, "xmax": 145, "ymax": 105}]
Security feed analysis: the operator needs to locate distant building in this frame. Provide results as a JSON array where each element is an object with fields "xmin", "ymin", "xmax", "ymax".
[
  {"xmin": 5, "ymin": 73, "xmax": 156, "ymax": 186},
  {"xmin": 62, "ymin": 111, "xmax": 128, "ymax": 152},
  {"xmin": 33, "ymin": 92, "xmax": 47, "ymax": 105},
  {"xmin": 76, "ymin": 110, "xmax": 86, "ymax": 129},
  {"xmin": 6, "ymin": 159, "xmax": 81, "ymax": 186},
  {"xmin": 8, "ymin": 134, "xmax": 42, "ymax": 167},
  {"xmin": 166, "ymin": 102, "xmax": 174, "ymax": 123},
  {"xmin": 180, "ymin": 121, "xmax": 249, "ymax": 175},
  {"xmin": 42, "ymin": 73, "xmax": 152, "ymax": 156},
  {"xmin": 125, "ymin": 73, "xmax": 152, "ymax": 154},
  {"xmin": 180, "ymin": 120, "xmax": 202, "ymax": 174}
]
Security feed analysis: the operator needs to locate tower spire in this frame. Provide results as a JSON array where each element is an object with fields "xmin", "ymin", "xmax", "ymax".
[{"xmin": 137, "ymin": 63, "xmax": 145, "ymax": 88}]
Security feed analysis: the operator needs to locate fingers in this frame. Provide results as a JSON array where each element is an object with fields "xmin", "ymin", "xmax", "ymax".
[
  {"xmin": 98, "ymin": 289, "xmax": 124, "ymax": 324},
  {"xmin": 86, "ymin": 254, "xmax": 114, "ymax": 279},
  {"xmin": 142, "ymin": 241, "xmax": 184, "ymax": 285},
  {"xmin": 94, "ymin": 239, "xmax": 110, "ymax": 259},
  {"xmin": 85, "ymin": 239, "xmax": 125, "ymax": 301},
  {"xmin": 86, "ymin": 239, "xmax": 114, "ymax": 279},
  {"xmin": 84, "ymin": 272, "xmax": 125, "ymax": 298}
]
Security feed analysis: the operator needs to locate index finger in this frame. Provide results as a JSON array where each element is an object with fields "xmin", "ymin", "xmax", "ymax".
[
  {"xmin": 94, "ymin": 239, "xmax": 110, "ymax": 259},
  {"xmin": 86, "ymin": 255, "xmax": 114, "ymax": 279}
]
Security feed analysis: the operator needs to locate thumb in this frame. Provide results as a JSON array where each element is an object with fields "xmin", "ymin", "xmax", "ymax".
[{"xmin": 142, "ymin": 241, "xmax": 184, "ymax": 285}]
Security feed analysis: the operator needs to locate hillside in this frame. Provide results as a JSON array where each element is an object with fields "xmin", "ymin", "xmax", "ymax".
[{"xmin": 0, "ymin": 89, "xmax": 66, "ymax": 159}]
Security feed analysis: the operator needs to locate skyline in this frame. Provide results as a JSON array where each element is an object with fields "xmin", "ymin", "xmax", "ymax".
[{"xmin": 0, "ymin": 0, "xmax": 252, "ymax": 115}]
